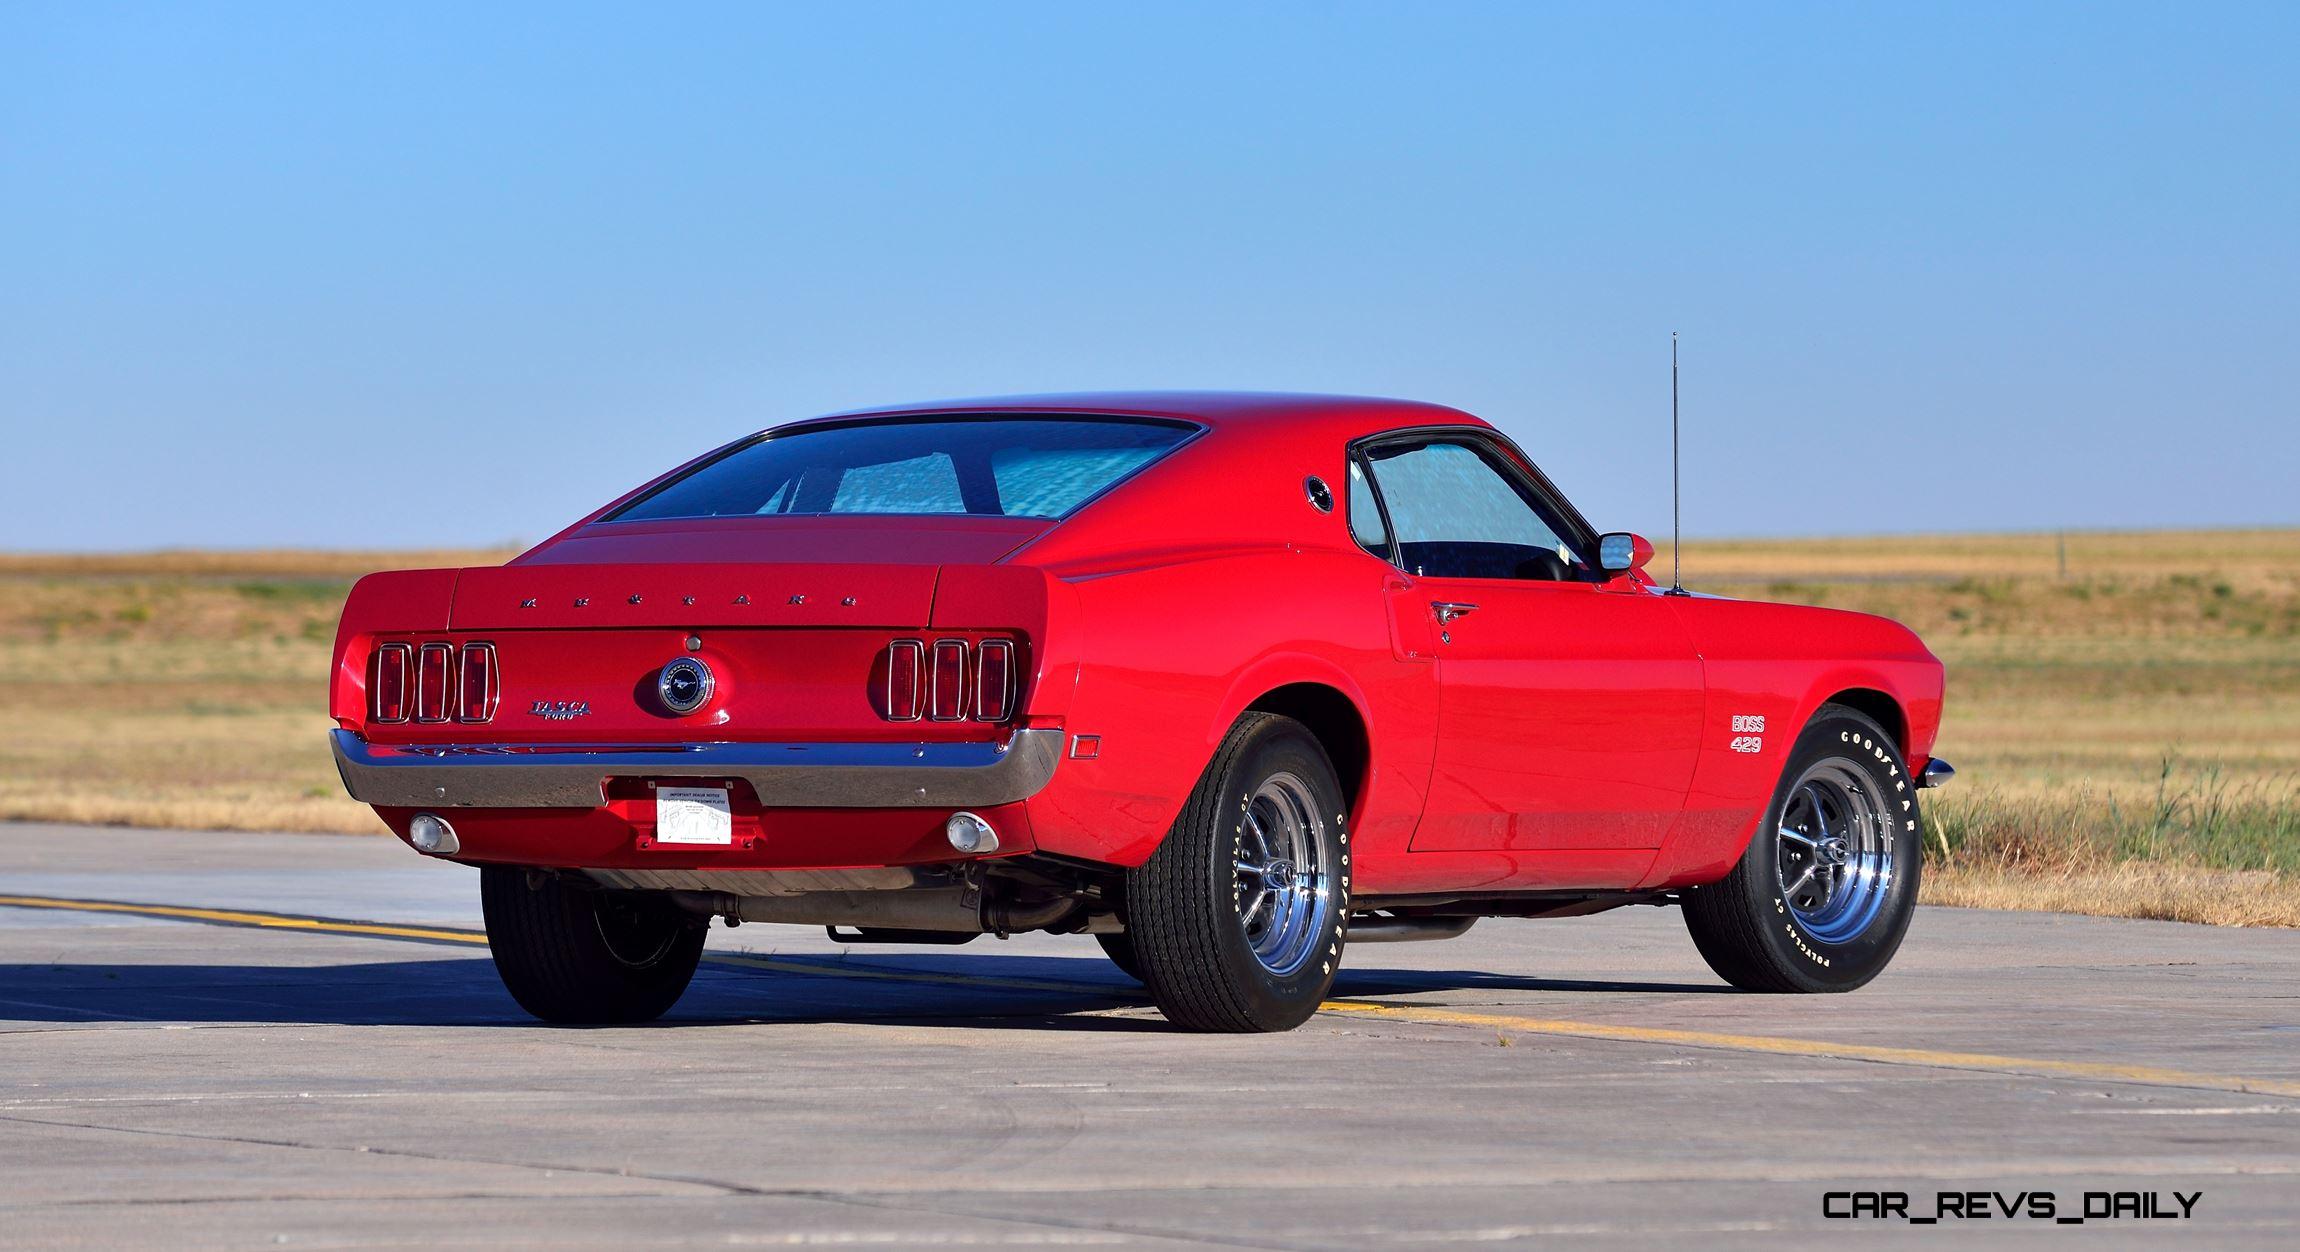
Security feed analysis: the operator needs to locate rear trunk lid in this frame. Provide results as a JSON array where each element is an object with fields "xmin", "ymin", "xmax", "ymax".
[
  {"xmin": 338, "ymin": 515, "xmax": 1064, "ymax": 744},
  {"xmin": 455, "ymin": 514, "xmax": 1054, "ymax": 630}
]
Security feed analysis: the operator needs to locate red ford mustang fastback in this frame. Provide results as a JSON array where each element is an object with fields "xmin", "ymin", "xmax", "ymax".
[{"xmin": 331, "ymin": 392, "xmax": 1949, "ymax": 1031}]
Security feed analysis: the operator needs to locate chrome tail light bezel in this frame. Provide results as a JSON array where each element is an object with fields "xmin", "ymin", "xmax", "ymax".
[
  {"xmin": 878, "ymin": 637, "xmax": 1020, "ymax": 724},
  {"xmin": 371, "ymin": 642, "xmax": 413, "ymax": 724},
  {"xmin": 373, "ymin": 639, "xmax": 499, "ymax": 726},
  {"xmin": 413, "ymin": 642, "xmax": 455, "ymax": 724},
  {"xmin": 456, "ymin": 642, "xmax": 500, "ymax": 724},
  {"xmin": 974, "ymin": 639, "xmax": 1014, "ymax": 723},
  {"xmin": 929, "ymin": 639, "xmax": 969, "ymax": 722},
  {"xmin": 884, "ymin": 639, "xmax": 925, "ymax": 722}
]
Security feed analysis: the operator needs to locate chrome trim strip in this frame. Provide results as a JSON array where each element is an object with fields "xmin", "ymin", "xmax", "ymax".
[{"xmin": 331, "ymin": 727, "xmax": 1065, "ymax": 810}]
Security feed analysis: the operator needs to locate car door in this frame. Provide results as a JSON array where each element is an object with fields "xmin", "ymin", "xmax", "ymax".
[{"xmin": 1356, "ymin": 432, "xmax": 1706, "ymax": 852}]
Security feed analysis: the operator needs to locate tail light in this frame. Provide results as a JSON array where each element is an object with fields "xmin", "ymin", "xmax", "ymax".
[
  {"xmin": 884, "ymin": 639, "xmax": 924, "ymax": 721},
  {"xmin": 930, "ymin": 640, "xmax": 968, "ymax": 721},
  {"xmin": 415, "ymin": 643, "xmax": 454, "ymax": 722},
  {"xmin": 975, "ymin": 640, "xmax": 1013, "ymax": 722},
  {"xmin": 456, "ymin": 643, "xmax": 499, "ymax": 724},
  {"xmin": 371, "ymin": 643, "xmax": 411, "ymax": 723},
  {"xmin": 876, "ymin": 638, "xmax": 1018, "ymax": 723},
  {"xmin": 371, "ymin": 640, "xmax": 499, "ymax": 725}
]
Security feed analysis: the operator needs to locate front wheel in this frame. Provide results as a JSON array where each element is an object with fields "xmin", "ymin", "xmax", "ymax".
[
  {"xmin": 1125, "ymin": 713, "xmax": 1351, "ymax": 1032},
  {"xmin": 1682, "ymin": 705, "xmax": 1922, "ymax": 993},
  {"xmin": 480, "ymin": 868, "xmax": 706, "ymax": 1024}
]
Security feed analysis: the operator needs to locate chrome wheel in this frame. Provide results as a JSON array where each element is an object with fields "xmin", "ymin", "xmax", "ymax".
[
  {"xmin": 1231, "ymin": 770, "xmax": 1334, "ymax": 976},
  {"xmin": 1776, "ymin": 760, "xmax": 1894, "ymax": 944}
]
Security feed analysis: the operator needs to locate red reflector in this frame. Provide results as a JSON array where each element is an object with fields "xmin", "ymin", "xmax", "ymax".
[
  {"xmin": 975, "ymin": 639, "xmax": 1013, "ymax": 722},
  {"xmin": 885, "ymin": 639, "xmax": 923, "ymax": 721},
  {"xmin": 930, "ymin": 640, "xmax": 967, "ymax": 721},
  {"xmin": 457, "ymin": 642, "xmax": 499, "ymax": 723},
  {"xmin": 415, "ymin": 642, "xmax": 453, "ymax": 723},
  {"xmin": 371, "ymin": 643, "xmax": 410, "ymax": 723}
]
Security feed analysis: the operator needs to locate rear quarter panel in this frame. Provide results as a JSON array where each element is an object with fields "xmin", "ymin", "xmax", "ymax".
[
  {"xmin": 1639, "ymin": 596, "xmax": 1945, "ymax": 889},
  {"xmin": 1020, "ymin": 546, "xmax": 1438, "ymax": 872},
  {"xmin": 330, "ymin": 569, "xmax": 459, "ymax": 727}
]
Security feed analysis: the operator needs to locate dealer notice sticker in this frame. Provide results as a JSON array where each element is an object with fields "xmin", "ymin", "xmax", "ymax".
[{"xmin": 655, "ymin": 786, "xmax": 733, "ymax": 845}]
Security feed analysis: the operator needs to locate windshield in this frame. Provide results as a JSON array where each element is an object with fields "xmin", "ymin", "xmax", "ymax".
[{"xmin": 608, "ymin": 417, "xmax": 1195, "ymax": 522}]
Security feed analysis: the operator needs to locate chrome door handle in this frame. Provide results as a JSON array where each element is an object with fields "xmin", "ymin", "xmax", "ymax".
[{"xmin": 1431, "ymin": 601, "xmax": 1478, "ymax": 624}]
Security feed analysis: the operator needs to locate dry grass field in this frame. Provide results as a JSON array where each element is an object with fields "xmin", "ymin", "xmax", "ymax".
[
  {"xmin": 1664, "ymin": 529, "xmax": 2300, "ymax": 925},
  {"xmin": 0, "ymin": 549, "xmax": 515, "ymax": 836},
  {"xmin": 3, "ymin": 530, "xmax": 2295, "ymax": 925}
]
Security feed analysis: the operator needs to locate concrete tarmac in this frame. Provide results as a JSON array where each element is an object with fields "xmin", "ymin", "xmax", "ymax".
[{"xmin": 2, "ymin": 823, "xmax": 2296, "ymax": 1248}]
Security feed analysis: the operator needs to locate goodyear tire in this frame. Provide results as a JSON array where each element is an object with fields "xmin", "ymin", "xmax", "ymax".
[
  {"xmin": 480, "ymin": 868, "xmax": 706, "ymax": 1024},
  {"xmin": 1126, "ymin": 712, "xmax": 1350, "ymax": 1032},
  {"xmin": 1683, "ymin": 705, "xmax": 1922, "ymax": 993}
]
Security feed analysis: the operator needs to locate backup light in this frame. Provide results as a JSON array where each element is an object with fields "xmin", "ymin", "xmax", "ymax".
[
  {"xmin": 408, "ymin": 812, "xmax": 460, "ymax": 855},
  {"xmin": 945, "ymin": 811, "xmax": 999, "ymax": 855}
]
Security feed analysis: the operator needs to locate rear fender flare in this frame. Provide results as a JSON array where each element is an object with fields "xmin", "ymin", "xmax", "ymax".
[{"xmin": 1205, "ymin": 652, "xmax": 1377, "ymax": 826}]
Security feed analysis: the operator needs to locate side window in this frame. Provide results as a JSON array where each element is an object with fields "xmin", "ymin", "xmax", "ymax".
[
  {"xmin": 1346, "ymin": 460, "xmax": 1390, "ymax": 558},
  {"xmin": 1361, "ymin": 440, "xmax": 1585, "ymax": 581}
]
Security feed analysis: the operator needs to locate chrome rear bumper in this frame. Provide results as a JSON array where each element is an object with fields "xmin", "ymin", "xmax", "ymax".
[{"xmin": 331, "ymin": 727, "xmax": 1064, "ymax": 810}]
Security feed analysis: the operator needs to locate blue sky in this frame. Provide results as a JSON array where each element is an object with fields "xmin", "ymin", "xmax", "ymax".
[{"xmin": 3, "ymin": 2, "xmax": 2294, "ymax": 551}]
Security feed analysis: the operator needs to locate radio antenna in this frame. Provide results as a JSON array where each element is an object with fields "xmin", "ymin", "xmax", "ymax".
[{"xmin": 1667, "ymin": 331, "xmax": 1689, "ymax": 596}]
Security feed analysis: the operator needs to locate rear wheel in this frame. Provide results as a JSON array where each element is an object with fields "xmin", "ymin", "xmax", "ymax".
[
  {"xmin": 1682, "ymin": 706, "xmax": 1921, "ymax": 992},
  {"xmin": 1125, "ymin": 713, "xmax": 1350, "ymax": 1032},
  {"xmin": 480, "ymin": 868, "xmax": 706, "ymax": 1024}
]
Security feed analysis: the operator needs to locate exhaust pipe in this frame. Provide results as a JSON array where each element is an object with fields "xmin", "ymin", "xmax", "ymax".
[
  {"xmin": 664, "ymin": 887, "xmax": 1083, "ymax": 936},
  {"xmin": 1348, "ymin": 914, "xmax": 1477, "ymax": 943}
]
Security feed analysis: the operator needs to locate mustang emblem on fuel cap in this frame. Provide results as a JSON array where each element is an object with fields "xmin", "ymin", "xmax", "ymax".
[{"xmin": 658, "ymin": 656, "xmax": 714, "ymax": 715}]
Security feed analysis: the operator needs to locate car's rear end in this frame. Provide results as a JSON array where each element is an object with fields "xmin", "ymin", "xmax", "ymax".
[
  {"xmin": 330, "ymin": 553, "xmax": 1065, "ymax": 871},
  {"xmin": 327, "ymin": 413, "xmax": 1196, "ymax": 1015}
]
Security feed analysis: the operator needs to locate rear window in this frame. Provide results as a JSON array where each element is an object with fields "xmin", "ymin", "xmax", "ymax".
[{"xmin": 608, "ymin": 417, "xmax": 1195, "ymax": 522}]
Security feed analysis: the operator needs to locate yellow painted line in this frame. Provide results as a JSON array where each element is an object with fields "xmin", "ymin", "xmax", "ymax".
[
  {"xmin": 11, "ymin": 892, "xmax": 2296, "ymax": 1098},
  {"xmin": 0, "ymin": 895, "xmax": 487, "ymax": 946},
  {"xmin": 1318, "ymin": 999, "xmax": 2300, "ymax": 1099}
]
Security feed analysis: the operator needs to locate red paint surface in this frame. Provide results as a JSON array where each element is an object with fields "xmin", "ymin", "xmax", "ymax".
[{"xmin": 336, "ymin": 392, "xmax": 1945, "ymax": 894}]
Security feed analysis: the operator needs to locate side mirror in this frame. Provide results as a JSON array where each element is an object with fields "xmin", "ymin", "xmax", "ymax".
[{"xmin": 1598, "ymin": 532, "xmax": 1654, "ymax": 575}]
